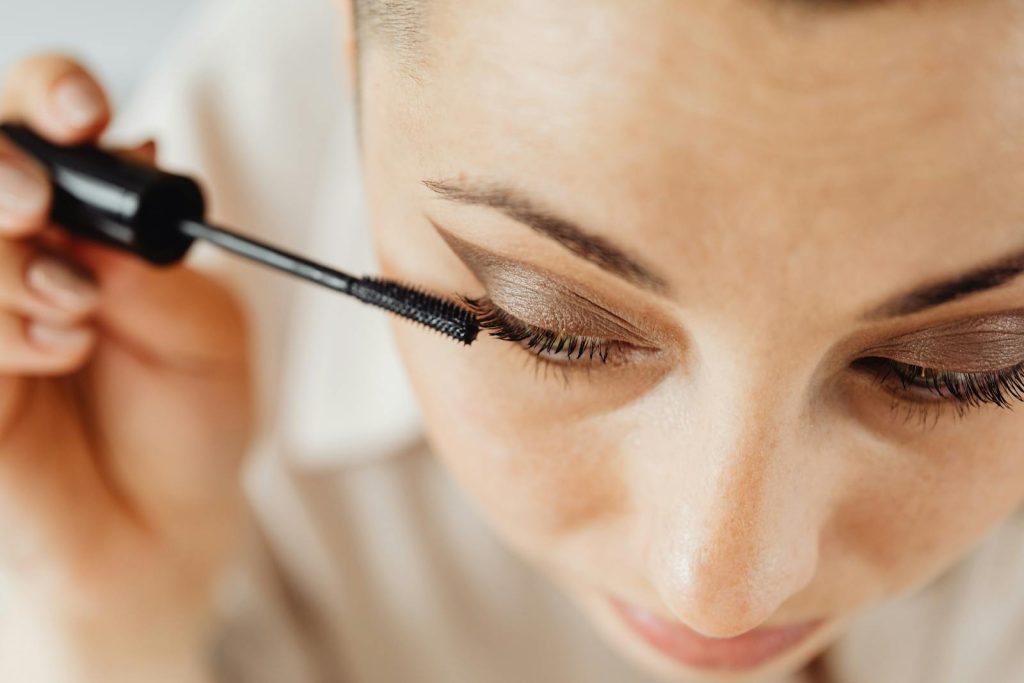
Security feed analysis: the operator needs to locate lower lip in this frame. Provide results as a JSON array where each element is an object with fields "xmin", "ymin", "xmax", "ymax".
[{"xmin": 610, "ymin": 598, "xmax": 824, "ymax": 671}]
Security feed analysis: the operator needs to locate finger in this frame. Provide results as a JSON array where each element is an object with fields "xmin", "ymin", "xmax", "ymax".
[
  {"xmin": 0, "ymin": 242, "xmax": 100, "ymax": 325},
  {"xmin": 0, "ymin": 374, "xmax": 114, "ymax": 578},
  {"xmin": 0, "ymin": 313, "xmax": 96, "ymax": 376},
  {"xmin": 0, "ymin": 136, "xmax": 51, "ymax": 237},
  {"xmin": 1, "ymin": 54, "xmax": 110, "ymax": 145},
  {"xmin": 119, "ymin": 139, "xmax": 158, "ymax": 166},
  {"xmin": 36, "ymin": 223, "xmax": 75, "ymax": 252},
  {"xmin": 68, "ymin": 241, "xmax": 246, "ymax": 369},
  {"xmin": 69, "ymin": 241, "xmax": 251, "ymax": 510}
]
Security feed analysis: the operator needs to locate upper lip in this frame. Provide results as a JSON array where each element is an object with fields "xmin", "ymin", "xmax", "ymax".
[{"xmin": 609, "ymin": 596, "xmax": 826, "ymax": 670}]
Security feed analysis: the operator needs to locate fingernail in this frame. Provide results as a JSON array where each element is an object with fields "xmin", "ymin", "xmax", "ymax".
[
  {"xmin": 0, "ymin": 157, "xmax": 48, "ymax": 224},
  {"xmin": 51, "ymin": 75, "xmax": 105, "ymax": 129},
  {"xmin": 26, "ymin": 255, "xmax": 99, "ymax": 310},
  {"xmin": 27, "ymin": 320, "xmax": 92, "ymax": 350}
]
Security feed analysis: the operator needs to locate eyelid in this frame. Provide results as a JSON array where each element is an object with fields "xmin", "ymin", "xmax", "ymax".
[
  {"xmin": 436, "ymin": 224, "xmax": 670, "ymax": 347},
  {"xmin": 486, "ymin": 285, "xmax": 662, "ymax": 348},
  {"xmin": 467, "ymin": 295, "xmax": 659, "ymax": 369},
  {"xmin": 859, "ymin": 311, "xmax": 1024, "ymax": 373}
]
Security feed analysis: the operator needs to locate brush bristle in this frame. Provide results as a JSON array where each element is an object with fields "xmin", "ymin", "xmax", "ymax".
[{"xmin": 352, "ymin": 277, "xmax": 480, "ymax": 345}]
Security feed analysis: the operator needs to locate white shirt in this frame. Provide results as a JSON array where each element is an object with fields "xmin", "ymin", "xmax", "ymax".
[{"xmin": 105, "ymin": 1, "xmax": 1024, "ymax": 681}]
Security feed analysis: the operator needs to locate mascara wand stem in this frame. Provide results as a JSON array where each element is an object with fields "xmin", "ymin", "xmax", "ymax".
[
  {"xmin": 179, "ymin": 219, "xmax": 359, "ymax": 295},
  {"xmin": 178, "ymin": 219, "xmax": 480, "ymax": 345}
]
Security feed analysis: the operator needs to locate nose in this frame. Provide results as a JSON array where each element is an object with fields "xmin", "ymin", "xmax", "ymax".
[{"xmin": 644, "ymin": 413, "xmax": 824, "ymax": 638}]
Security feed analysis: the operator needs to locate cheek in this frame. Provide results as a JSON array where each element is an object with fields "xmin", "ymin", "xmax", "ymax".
[
  {"xmin": 389, "ymin": 322, "xmax": 633, "ymax": 561},
  {"xmin": 830, "ymin": 415, "xmax": 1024, "ymax": 600}
]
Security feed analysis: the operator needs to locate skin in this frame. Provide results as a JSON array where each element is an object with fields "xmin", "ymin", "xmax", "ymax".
[
  {"xmin": 351, "ymin": 0, "xmax": 1024, "ymax": 679},
  {"xmin": 0, "ymin": 56, "xmax": 249, "ymax": 682},
  {"xmin": 1, "ymin": 2, "xmax": 1024, "ymax": 681}
]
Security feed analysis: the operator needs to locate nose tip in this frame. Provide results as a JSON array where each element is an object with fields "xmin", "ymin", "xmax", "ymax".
[
  {"xmin": 659, "ymin": 561, "xmax": 803, "ymax": 637},
  {"xmin": 650, "ymin": 516, "xmax": 819, "ymax": 638}
]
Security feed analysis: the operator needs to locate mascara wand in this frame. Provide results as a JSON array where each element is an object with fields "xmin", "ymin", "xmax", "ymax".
[{"xmin": 0, "ymin": 123, "xmax": 479, "ymax": 345}]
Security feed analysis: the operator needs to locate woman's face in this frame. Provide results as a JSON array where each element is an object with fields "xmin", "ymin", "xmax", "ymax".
[{"xmin": 353, "ymin": 0, "xmax": 1024, "ymax": 679}]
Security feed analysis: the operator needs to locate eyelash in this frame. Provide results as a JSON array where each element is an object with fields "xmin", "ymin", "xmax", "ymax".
[
  {"xmin": 854, "ymin": 357, "xmax": 1024, "ymax": 423},
  {"xmin": 463, "ymin": 295, "xmax": 1024, "ymax": 423},
  {"xmin": 460, "ymin": 296, "xmax": 635, "ymax": 371}
]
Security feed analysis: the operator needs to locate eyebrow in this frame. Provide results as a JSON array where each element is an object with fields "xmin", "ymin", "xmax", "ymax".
[
  {"xmin": 864, "ymin": 249, "xmax": 1024, "ymax": 320},
  {"xmin": 423, "ymin": 179, "xmax": 671, "ymax": 295},
  {"xmin": 424, "ymin": 178, "xmax": 1024, "ymax": 321}
]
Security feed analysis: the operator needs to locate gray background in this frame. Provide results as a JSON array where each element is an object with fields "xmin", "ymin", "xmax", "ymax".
[{"xmin": 0, "ymin": 0, "xmax": 203, "ymax": 105}]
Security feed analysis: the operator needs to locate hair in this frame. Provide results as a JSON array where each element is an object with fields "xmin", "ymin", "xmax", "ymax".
[
  {"xmin": 353, "ymin": 0, "xmax": 424, "ymax": 56},
  {"xmin": 350, "ymin": 0, "xmax": 889, "ymax": 72},
  {"xmin": 351, "ymin": 0, "xmax": 886, "ymax": 49}
]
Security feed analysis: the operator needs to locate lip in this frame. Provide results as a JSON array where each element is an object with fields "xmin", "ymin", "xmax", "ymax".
[{"xmin": 610, "ymin": 597, "xmax": 825, "ymax": 671}]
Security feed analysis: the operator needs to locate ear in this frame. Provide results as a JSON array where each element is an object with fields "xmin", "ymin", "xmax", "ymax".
[{"xmin": 335, "ymin": 0, "xmax": 358, "ymax": 93}]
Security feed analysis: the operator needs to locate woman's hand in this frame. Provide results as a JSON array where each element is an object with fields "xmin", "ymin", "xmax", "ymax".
[{"xmin": 0, "ymin": 55, "xmax": 253, "ymax": 682}]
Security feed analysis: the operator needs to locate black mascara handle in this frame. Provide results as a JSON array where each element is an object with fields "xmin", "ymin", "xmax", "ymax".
[{"xmin": 0, "ymin": 123, "xmax": 203, "ymax": 265}]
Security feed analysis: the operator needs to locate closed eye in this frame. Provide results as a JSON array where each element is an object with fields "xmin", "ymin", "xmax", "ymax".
[
  {"xmin": 852, "ymin": 356, "xmax": 1024, "ymax": 416},
  {"xmin": 462, "ymin": 295, "xmax": 651, "ymax": 368}
]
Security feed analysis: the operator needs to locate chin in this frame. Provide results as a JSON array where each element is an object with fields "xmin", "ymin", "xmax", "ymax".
[{"xmin": 562, "ymin": 586, "xmax": 851, "ymax": 683}]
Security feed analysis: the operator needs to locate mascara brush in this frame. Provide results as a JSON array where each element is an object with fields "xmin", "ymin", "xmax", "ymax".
[{"xmin": 0, "ymin": 123, "xmax": 479, "ymax": 345}]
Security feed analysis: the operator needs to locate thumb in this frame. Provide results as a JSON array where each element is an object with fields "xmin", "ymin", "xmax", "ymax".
[
  {"xmin": 66, "ymin": 238, "xmax": 253, "ymax": 514},
  {"xmin": 57, "ymin": 136, "xmax": 251, "ymax": 512},
  {"xmin": 68, "ymin": 240, "xmax": 246, "ymax": 372}
]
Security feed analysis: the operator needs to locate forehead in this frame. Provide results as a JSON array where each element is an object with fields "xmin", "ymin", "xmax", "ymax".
[{"xmin": 371, "ymin": 0, "xmax": 1024, "ymax": 324}]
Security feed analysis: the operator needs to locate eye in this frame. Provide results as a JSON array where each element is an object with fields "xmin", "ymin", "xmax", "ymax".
[
  {"xmin": 853, "ymin": 356, "xmax": 1024, "ymax": 419},
  {"xmin": 462, "ymin": 295, "xmax": 649, "ymax": 370}
]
